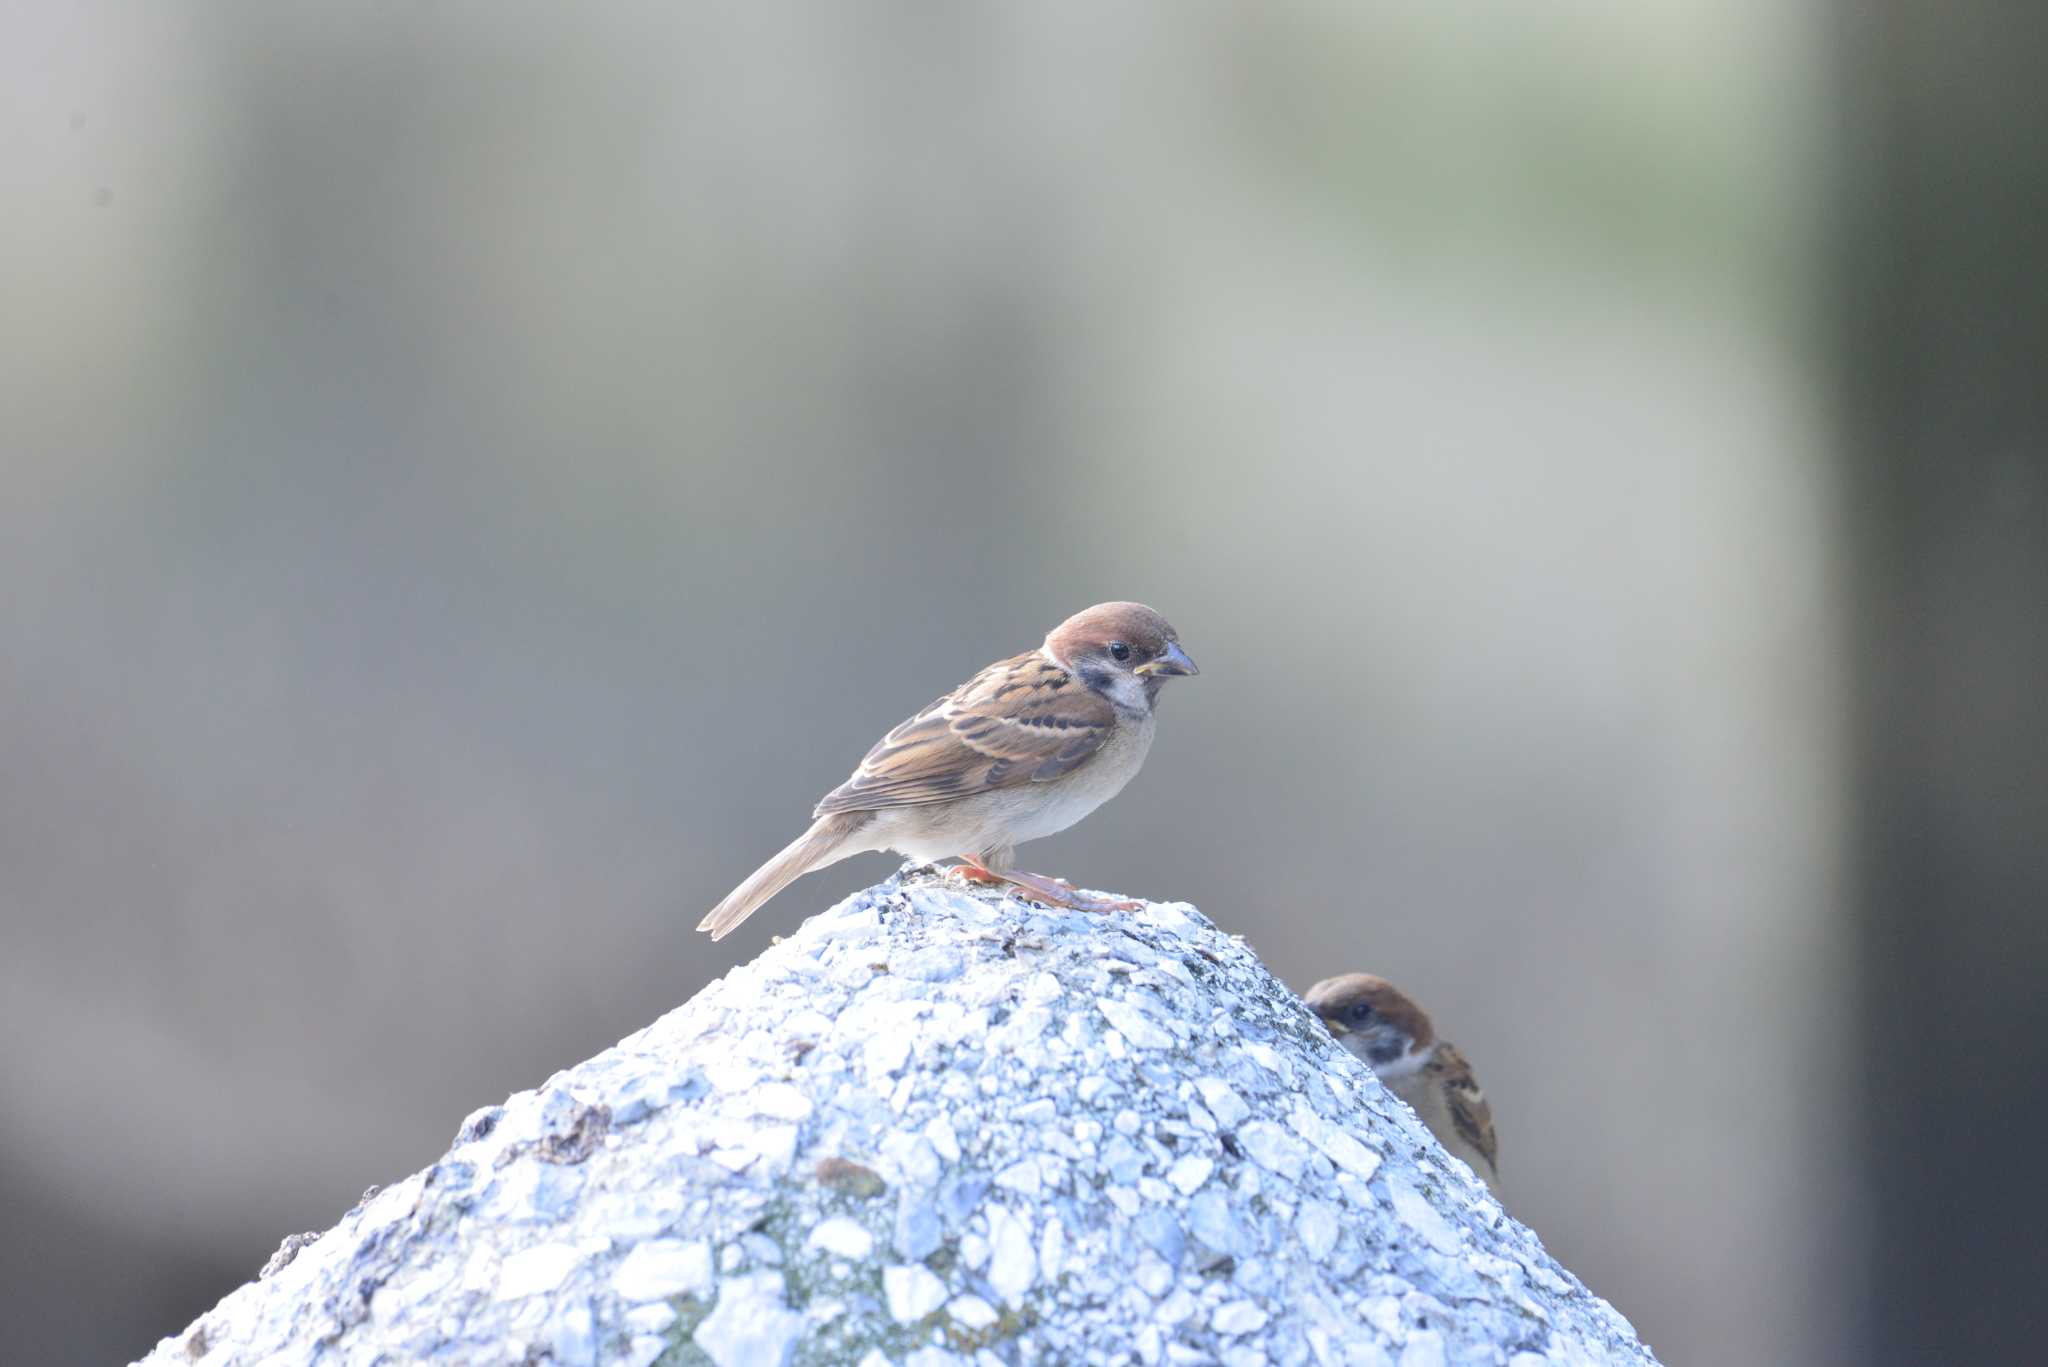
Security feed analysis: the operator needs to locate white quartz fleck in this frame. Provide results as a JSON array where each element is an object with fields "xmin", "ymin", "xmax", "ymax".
[
  {"xmin": 623, "ymin": 1302, "xmax": 677, "ymax": 1336},
  {"xmin": 1166, "ymin": 1155, "xmax": 1214, "ymax": 1196},
  {"xmin": 751, "ymin": 1124, "xmax": 801, "ymax": 1173},
  {"xmin": 623, "ymin": 1335, "xmax": 668, "ymax": 1367},
  {"xmin": 1134, "ymin": 1255, "xmax": 1175, "ymax": 1297},
  {"xmin": 749, "ymin": 1082, "xmax": 814, "ymax": 1121},
  {"xmin": 1296, "ymin": 1199, "xmax": 1340, "ymax": 1260},
  {"xmin": 1038, "ymin": 1214, "xmax": 1066, "ymax": 1281},
  {"xmin": 924, "ymin": 1112, "xmax": 962, "ymax": 1163},
  {"xmin": 864, "ymin": 1033, "xmax": 913, "ymax": 1079},
  {"xmin": 461, "ymin": 1245, "xmax": 498, "ymax": 1293},
  {"xmin": 1316, "ymin": 1127, "xmax": 1383, "ymax": 1183},
  {"xmin": 985, "ymin": 1207, "xmax": 1037, "ymax": 1307},
  {"xmin": 1011, "ymin": 1097, "xmax": 1058, "ymax": 1125},
  {"xmin": 1388, "ymin": 1175, "xmax": 1463, "ymax": 1255},
  {"xmin": 1360, "ymin": 1292, "xmax": 1403, "ymax": 1339},
  {"xmin": 948, "ymin": 1295, "xmax": 1000, "ymax": 1330},
  {"xmin": 880, "ymin": 1130, "xmax": 943, "ymax": 1188},
  {"xmin": 692, "ymin": 1271, "xmax": 803, "ymax": 1367},
  {"xmin": 884, "ymin": 1264, "xmax": 949, "ymax": 1322},
  {"xmin": 494, "ymin": 1244, "xmax": 580, "ymax": 1301},
  {"xmin": 1139, "ymin": 902, "xmax": 1196, "ymax": 933},
  {"xmin": 1098, "ymin": 998, "xmax": 1176, "ymax": 1050},
  {"xmin": 782, "ymin": 1009, "xmax": 834, "ymax": 1038},
  {"xmin": 1021, "ymin": 971, "xmax": 1064, "ymax": 1003},
  {"xmin": 806, "ymin": 1218, "xmax": 874, "ymax": 1261},
  {"xmin": 1242, "ymin": 1042, "xmax": 1289, "ymax": 1080},
  {"xmin": 613, "ymin": 1238, "xmax": 714, "ymax": 1302},
  {"xmin": 1237, "ymin": 1121, "xmax": 1309, "ymax": 1182},
  {"xmin": 552, "ymin": 1302, "xmax": 596, "ymax": 1367},
  {"xmin": 994, "ymin": 1159, "xmax": 1043, "ymax": 1199},
  {"xmin": 1336, "ymin": 1171, "xmax": 1376, "ymax": 1211},
  {"xmin": 703, "ymin": 1059, "xmax": 758, "ymax": 1094},
  {"xmin": 1194, "ymin": 1078, "xmax": 1251, "ymax": 1129},
  {"xmin": 1400, "ymin": 1329, "xmax": 1448, "ymax": 1367},
  {"xmin": 1212, "ymin": 1299, "xmax": 1271, "ymax": 1335}
]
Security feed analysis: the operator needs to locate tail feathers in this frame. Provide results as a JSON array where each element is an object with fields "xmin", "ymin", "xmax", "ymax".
[{"xmin": 697, "ymin": 813, "xmax": 867, "ymax": 941}]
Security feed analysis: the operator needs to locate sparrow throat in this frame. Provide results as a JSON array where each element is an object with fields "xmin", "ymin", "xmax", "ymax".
[
  {"xmin": 1357, "ymin": 1033, "xmax": 1433, "ymax": 1083},
  {"xmin": 1078, "ymin": 663, "xmax": 1153, "ymax": 718}
]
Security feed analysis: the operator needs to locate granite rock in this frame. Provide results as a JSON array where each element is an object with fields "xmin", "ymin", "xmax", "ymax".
[{"xmin": 138, "ymin": 867, "xmax": 1657, "ymax": 1366}]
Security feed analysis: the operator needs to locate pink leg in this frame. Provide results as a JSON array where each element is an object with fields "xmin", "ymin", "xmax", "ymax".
[
  {"xmin": 989, "ymin": 868, "xmax": 1142, "ymax": 914},
  {"xmin": 945, "ymin": 858, "xmax": 1009, "ymax": 887}
]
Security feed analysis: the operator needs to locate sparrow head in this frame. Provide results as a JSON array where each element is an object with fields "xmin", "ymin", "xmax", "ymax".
[
  {"xmin": 1304, "ymin": 973, "xmax": 1438, "ymax": 1082},
  {"xmin": 1044, "ymin": 602, "xmax": 1197, "ymax": 712}
]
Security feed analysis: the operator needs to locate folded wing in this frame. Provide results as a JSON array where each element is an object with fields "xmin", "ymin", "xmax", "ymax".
[
  {"xmin": 1431, "ymin": 1043, "xmax": 1499, "ymax": 1171},
  {"xmin": 815, "ymin": 651, "xmax": 1114, "ymax": 815}
]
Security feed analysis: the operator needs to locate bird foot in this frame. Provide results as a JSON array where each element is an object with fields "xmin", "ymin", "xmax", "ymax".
[
  {"xmin": 947, "ymin": 860, "xmax": 1139, "ymax": 913},
  {"xmin": 998, "ymin": 870, "xmax": 1143, "ymax": 914},
  {"xmin": 945, "ymin": 861, "xmax": 1010, "ymax": 887}
]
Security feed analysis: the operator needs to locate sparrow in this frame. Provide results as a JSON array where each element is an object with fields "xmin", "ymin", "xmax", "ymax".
[
  {"xmin": 1304, "ymin": 973, "xmax": 1501, "ymax": 1194},
  {"xmin": 697, "ymin": 602, "xmax": 1198, "ymax": 941}
]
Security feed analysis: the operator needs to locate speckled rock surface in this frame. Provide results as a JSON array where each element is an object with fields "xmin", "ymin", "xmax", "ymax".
[{"xmin": 139, "ymin": 869, "xmax": 1657, "ymax": 1367}]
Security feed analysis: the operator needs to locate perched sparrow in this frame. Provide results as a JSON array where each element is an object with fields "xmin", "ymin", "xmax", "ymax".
[
  {"xmin": 697, "ymin": 602, "xmax": 1197, "ymax": 941},
  {"xmin": 1304, "ymin": 973, "xmax": 1501, "ymax": 1194}
]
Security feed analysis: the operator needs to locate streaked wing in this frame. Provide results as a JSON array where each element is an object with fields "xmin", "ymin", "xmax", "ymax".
[
  {"xmin": 814, "ymin": 651, "xmax": 1113, "ymax": 815},
  {"xmin": 1430, "ymin": 1044, "xmax": 1499, "ymax": 1169}
]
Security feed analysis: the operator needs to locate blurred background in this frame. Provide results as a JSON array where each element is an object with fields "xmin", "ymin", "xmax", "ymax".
[{"xmin": 4, "ymin": 3, "xmax": 2042, "ymax": 1364}]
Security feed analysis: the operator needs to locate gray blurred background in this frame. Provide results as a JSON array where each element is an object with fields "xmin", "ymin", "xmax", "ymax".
[{"xmin": 4, "ymin": 4, "xmax": 2042, "ymax": 1364}]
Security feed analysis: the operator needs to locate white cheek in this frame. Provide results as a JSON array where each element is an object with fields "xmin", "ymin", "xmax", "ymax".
[
  {"xmin": 1103, "ymin": 672, "xmax": 1150, "ymax": 714},
  {"xmin": 1370, "ymin": 1042, "xmax": 1433, "ymax": 1085}
]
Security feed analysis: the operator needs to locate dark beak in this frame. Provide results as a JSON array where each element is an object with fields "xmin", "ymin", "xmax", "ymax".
[{"xmin": 1137, "ymin": 641, "xmax": 1199, "ymax": 678}]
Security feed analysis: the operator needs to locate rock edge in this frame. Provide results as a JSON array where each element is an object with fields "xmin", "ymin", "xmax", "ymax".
[{"xmin": 141, "ymin": 869, "xmax": 1656, "ymax": 1367}]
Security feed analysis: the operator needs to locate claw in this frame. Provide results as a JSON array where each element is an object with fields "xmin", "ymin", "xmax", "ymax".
[
  {"xmin": 998, "ymin": 869, "xmax": 1141, "ymax": 914},
  {"xmin": 946, "ymin": 860, "xmax": 1009, "ymax": 887},
  {"xmin": 946, "ymin": 858, "xmax": 1139, "ymax": 913}
]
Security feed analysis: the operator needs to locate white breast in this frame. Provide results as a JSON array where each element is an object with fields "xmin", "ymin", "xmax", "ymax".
[
  {"xmin": 1003, "ymin": 710, "xmax": 1156, "ymax": 845},
  {"xmin": 868, "ymin": 711, "xmax": 1156, "ymax": 864}
]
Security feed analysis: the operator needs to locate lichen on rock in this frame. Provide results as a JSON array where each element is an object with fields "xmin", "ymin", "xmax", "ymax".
[{"xmin": 140, "ymin": 867, "xmax": 1657, "ymax": 1366}]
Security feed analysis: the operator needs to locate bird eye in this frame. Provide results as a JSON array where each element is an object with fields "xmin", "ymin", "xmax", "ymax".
[
  {"xmin": 1349, "ymin": 1002, "xmax": 1375, "ymax": 1022},
  {"xmin": 1108, "ymin": 641, "xmax": 1131, "ymax": 662}
]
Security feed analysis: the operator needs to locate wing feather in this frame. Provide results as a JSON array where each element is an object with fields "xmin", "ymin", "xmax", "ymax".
[
  {"xmin": 1430, "ymin": 1044, "xmax": 1499, "ymax": 1170},
  {"xmin": 814, "ymin": 651, "xmax": 1114, "ymax": 815}
]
